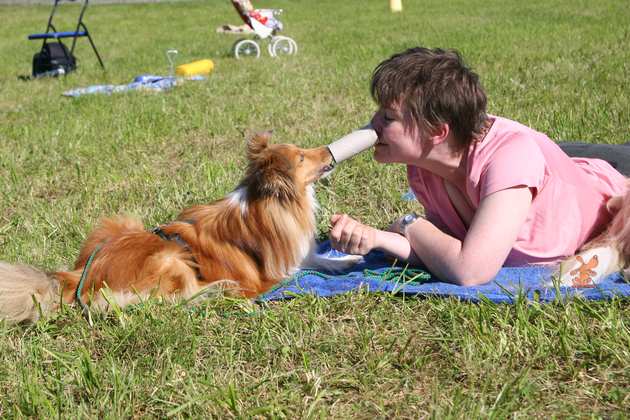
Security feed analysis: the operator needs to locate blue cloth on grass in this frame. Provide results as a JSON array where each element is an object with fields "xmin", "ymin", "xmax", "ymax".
[
  {"xmin": 63, "ymin": 74, "xmax": 206, "ymax": 97},
  {"xmin": 261, "ymin": 241, "xmax": 630, "ymax": 303}
]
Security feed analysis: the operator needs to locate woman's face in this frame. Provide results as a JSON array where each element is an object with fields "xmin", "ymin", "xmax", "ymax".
[{"xmin": 371, "ymin": 106, "xmax": 424, "ymax": 165}]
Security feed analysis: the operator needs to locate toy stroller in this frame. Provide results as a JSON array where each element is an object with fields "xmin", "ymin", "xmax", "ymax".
[{"xmin": 227, "ymin": 0, "xmax": 297, "ymax": 59}]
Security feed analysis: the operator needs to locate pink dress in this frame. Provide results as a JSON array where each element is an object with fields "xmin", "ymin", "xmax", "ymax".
[{"xmin": 407, "ymin": 116, "xmax": 627, "ymax": 266}]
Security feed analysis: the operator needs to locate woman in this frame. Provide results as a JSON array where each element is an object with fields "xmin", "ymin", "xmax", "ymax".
[{"xmin": 329, "ymin": 47, "xmax": 628, "ymax": 286}]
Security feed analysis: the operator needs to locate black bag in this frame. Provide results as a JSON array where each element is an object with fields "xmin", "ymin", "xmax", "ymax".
[{"xmin": 32, "ymin": 42, "xmax": 76, "ymax": 77}]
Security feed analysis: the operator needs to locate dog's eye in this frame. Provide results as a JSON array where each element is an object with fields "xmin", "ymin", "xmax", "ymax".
[{"xmin": 299, "ymin": 154, "xmax": 305, "ymax": 163}]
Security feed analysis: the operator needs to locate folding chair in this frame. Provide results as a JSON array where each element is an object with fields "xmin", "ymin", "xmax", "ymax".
[{"xmin": 27, "ymin": 0, "xmax": 105, "ymax": 69}]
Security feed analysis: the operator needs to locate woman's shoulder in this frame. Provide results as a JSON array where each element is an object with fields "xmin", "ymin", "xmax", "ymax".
[
  {"xmin": 487, "ymin": 115, "xmax": 548, "ymax": 142},
  {"xmin": 467, "ymin": 116, "xmax": 549, "ymax": 197},
  {"xmin": 471, "ymin": 115, "xmax": 548, "ymax": 164}
]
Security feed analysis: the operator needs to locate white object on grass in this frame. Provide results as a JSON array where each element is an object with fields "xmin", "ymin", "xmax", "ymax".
[
  {"xmin": 166, "ymin": 49, "xmax": 178, "ymax": 77},
  {"xmin": 234, "ymin": 39, "xmax": 261, "ymax": 59},
  {"xmin": 556, "ymin": 245, "xmax": 623, "ymax": 288},
  {"xmin": 268, "ymin": 36, "xmax": 297, "ymax": 57}
]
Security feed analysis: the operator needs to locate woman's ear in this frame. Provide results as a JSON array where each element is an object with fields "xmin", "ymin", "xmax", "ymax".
[
  {"xmin": 428, "ymin": 123, "xmax": 450, "ymax": 145},
  {"xmin": 247, "ymin": 131, "xmax": 272, "ymax": 160}
]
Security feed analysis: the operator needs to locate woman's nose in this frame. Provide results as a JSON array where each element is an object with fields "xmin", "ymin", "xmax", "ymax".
[{"xmin": 371, "ymin": 112, "xmax": 382, "ymax": 132}]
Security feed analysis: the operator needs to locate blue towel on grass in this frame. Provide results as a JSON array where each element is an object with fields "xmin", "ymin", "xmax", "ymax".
[
  {"xmin": 63, "ymin": 74, "xmax": 206, "ymax": 97},
  {"xmin": 261, "ymin": 241, "xmax": 630, "ymax": 303}
]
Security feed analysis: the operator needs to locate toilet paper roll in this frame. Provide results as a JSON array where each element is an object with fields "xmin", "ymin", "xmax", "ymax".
[{"xmin": 327, "ymin": 124, "xmax": 378, "ymax": 164}]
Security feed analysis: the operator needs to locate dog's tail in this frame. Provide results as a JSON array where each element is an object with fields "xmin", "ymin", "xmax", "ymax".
[
  {"xmin": 607, "ymin": 180, "xmax": 630, "ymax": 279},
  {"xmin": 0, "ymin": 262, "xmax": 61, "ymax": 324}
]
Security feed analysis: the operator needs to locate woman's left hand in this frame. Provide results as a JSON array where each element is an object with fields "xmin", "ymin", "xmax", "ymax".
[{"xmin": 329, "ymin": 214, "xmax": 377, "ymax": 255}]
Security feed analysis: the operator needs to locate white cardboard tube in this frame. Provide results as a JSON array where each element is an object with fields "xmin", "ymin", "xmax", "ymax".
[{"xmin": 326, "ymin": 124, "xmax": 378, "ymax": 164}]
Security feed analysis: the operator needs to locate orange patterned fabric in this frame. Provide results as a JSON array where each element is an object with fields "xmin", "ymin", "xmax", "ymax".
[{"xmin": 231, "ymin": 0, "xmax": 254, "ymax": 25}]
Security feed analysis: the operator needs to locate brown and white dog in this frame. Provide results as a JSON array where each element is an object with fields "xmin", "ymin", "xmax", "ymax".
[{"xmin": 0, "ymin": 132, "xmax": 354, "ymax": 324}]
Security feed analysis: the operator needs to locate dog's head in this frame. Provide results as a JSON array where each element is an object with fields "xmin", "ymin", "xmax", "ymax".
[
  {"xmin": 607, "ymin": 180, "xmax": 630, "ymax": 259},
  {"xmin": 243, "ymin": 131, "xmax": 334, "ymax": 200}
]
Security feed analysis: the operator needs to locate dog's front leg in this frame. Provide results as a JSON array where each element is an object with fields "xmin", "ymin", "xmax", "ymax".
[{"xmin": 300, "ymin": 241, "xmax": 363, "ymax": 273}]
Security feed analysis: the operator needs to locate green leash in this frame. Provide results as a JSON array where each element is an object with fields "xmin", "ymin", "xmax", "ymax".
[
  {"xmin": 268, "ymin": 266, "xmax": 432, "ymax": 295},
  {"xmin": 76, "ymin": 244, "xmax": 102, "ymax": 326}
]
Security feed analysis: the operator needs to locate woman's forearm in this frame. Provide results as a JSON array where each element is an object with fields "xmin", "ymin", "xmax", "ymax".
[
  {"xmin": 374, "ymin": 219, "xmax": 479, "ymax": 285},
  {"xmin": 369, "ymin": 188, "xmax": 533, "ymax": 286},
  {"xmin": 372, "ymin": 229, "xmax": 423, "ymax": 265},
  {"xmin": 403, "ymin": 218, "xmax": 469, "ymax": 284}
]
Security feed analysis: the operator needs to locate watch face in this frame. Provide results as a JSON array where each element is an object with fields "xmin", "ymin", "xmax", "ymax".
[{"xmin": 399, "ymin": 213, "xmax": 417, "ymax": 235}]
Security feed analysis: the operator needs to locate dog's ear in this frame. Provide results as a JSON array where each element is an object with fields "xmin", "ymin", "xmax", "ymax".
[
  {"xmin": 257, "ymin": 168, "xmax": 295, "ymax": 201},
  {"xmin": 607, "ymin": 195, "xmax": 623, "ymax": 214},
  {"xmin": 246, "ymin": 152, "xmax": 296, "ymax": 201},
  {"xmin": 247, "ymin": 131, "xmax": 272, "ymax": 160}
]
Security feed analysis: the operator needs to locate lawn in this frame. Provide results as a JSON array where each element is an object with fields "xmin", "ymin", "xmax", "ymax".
[{"xmin": 0, "ymin": 0, "xmax": 629, "ymax": 417}]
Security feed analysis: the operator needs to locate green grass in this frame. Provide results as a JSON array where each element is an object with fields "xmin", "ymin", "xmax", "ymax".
[{"xmin": 1, "ymin": 0, "xmax": 629, "ymax": 417}]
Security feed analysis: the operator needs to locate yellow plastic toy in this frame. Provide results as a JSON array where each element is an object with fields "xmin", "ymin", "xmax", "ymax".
[
  {"xmin": 175, "ymin": 59, "xmax": 215, "ymax": 77},
  {"xmin": 390, "ymin": 0, "xmax": 403, "ymax": 12}
]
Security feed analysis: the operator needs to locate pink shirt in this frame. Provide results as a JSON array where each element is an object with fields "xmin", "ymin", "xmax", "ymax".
[{"xmin": 407, "ymin": 116, "xmax": 627, "ymax": 266}]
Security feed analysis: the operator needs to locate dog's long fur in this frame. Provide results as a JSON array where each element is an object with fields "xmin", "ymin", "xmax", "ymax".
[
  {"xmin": 591, "ymin": 179, "xmax": 630, "ymax": 279},
  {"xmin": 0, "ymin": 132, "xmax": 341, "ymax": 324}
]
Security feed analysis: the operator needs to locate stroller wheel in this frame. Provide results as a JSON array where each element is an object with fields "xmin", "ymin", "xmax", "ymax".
[
  {"xmin": 287, "ymin": 38, "xmax": 298, "ymax": 54},
  {"xmin": 270, "ymin": 36, "xmax": 297, "ymax": 57},
  {"xmin": 233, "ymin": 39, "xmax": 261, "ymax": 59}
]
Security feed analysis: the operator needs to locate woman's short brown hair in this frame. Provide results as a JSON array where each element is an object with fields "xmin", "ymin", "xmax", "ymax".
[{"xmin": 370, "ymin": 47, "xmax": 487, "ymax": 149}]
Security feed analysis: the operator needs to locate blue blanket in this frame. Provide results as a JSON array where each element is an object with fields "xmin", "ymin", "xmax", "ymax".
[
  {"xmin": 63, "ymin": 74, "xmax": 206, "ymax": 97},
  {"xmin": 261, "ymin": 242, "xmax": 630, "ymax": 303}
]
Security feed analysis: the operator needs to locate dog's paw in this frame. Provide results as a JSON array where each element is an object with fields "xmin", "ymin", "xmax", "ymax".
[{"xmin": 301, "ymin": 253, "xmax": 363, "ymax": 274}]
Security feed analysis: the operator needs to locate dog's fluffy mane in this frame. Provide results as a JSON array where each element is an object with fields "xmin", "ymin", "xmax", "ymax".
[{"xmin": 177, "ymin": 132, "xmax": 319, "ymax": 294}]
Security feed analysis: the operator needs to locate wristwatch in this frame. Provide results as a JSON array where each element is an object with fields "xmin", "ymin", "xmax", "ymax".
[{"xmin": 398, "ymin": 212, "xmax": 419, "ymax": 236}]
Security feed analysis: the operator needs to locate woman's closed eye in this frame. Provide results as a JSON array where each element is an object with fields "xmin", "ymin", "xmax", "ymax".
[{"xmin": 382, "ymin": 110, "xmax": 398, "ymax": 123}]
